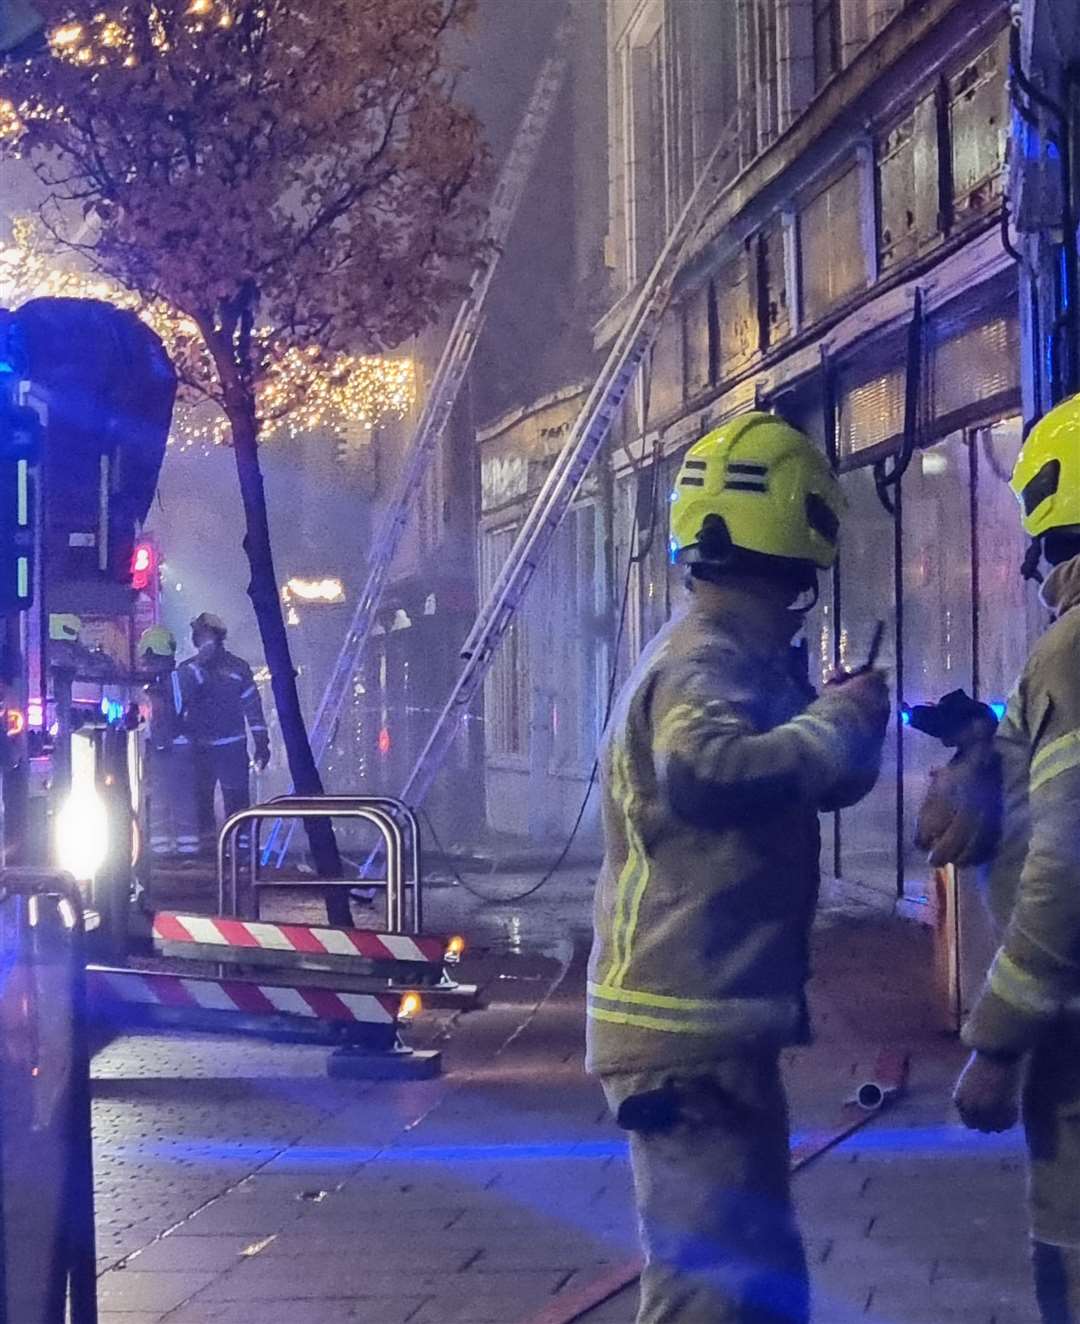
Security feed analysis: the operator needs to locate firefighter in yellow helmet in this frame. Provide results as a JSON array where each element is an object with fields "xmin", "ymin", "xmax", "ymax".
[
  {"xmin": 137, "ymin": 626, "xmax": 202, "ymax": 861},
  {"xmin": 929, "ymin": 396, "xmax": 1080, "ymax": 1323},
  {"xmin": 587, "ymin": 413, "xmax": 890, "ymax": 1324}
]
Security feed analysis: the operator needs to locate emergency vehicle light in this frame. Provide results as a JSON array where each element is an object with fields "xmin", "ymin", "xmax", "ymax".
[{"xmin": 55, "ymin": 787, "xmax": 108, "ymax": 882}]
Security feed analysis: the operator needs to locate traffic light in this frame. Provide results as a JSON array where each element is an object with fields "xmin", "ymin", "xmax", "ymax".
[
  {"xmin": 0, "ymin": 400, "xmax": 41, "ymax": 612},
  {"xmin": 130, "ymin": 541, "xmax": 155, "ymax": 591}
]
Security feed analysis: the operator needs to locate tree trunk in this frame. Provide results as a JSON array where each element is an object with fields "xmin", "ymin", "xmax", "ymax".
[{"xmin": 226, "ymin": 398, "xmax": 353, "ymax": 927}]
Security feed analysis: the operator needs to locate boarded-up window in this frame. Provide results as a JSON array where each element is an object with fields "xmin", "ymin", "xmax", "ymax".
[
  {"xmin": 878, "ymin": 92, "xmax": 941, "ymax": 271},
  {"xmin": 716, "ymin": 246, "xmax": 758, "ymax": 376},
  {"xmin": 684, "ymin": 281, "xmax": 713, "ymax": 398},
  {"xmin": 949, "ymin": 34, "xmax": 1008, "ymax": 218},
  {"xmin": 760, "ymin": 219, "xmax": 790, "ymax": 348},
  {"xmin": 801, "ymin": 165, "xmax": 868, "ymax": 322},
  {"xmin": 647, "ymin": 307, "xmax": 684, "ymax": 424}
]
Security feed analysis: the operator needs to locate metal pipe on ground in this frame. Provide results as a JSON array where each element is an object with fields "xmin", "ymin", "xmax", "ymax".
[{"xmin": 518, "ymin": 1047, "xmax": 911, "ymax": 1324}]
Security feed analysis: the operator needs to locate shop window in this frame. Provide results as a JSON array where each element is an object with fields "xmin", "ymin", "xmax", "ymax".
[
  {"xmin": 835, "ymin": 465, "xmax": 898, "ymax": 898},
  {"xmin": 973, "ymin": 418, "xmax": 1049, "ymax": 702},
  {"xmin": 878, "ymin": 92, "xmax": 942, "ymax": 271},
  {"xmin": 901, "ymin": 434, "xmax": 975, "ymax": 894},
  {"xmin": 949, "ymin": 34, "xmax": 1008, "ymax": 218},
  {"xmin": 548, "ymin": 504, "xmax": 606, "ymax": 774},
  {"xmin": 800, "ymin": 165, "xmax": 868, "ymax": 323},
  {"xmin": 480, "ymin": 525, "xmax": 529, "ymax": 761}
]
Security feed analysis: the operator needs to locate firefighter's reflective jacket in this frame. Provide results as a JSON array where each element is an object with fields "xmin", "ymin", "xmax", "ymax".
[
  {"xmin": 144, "ymin": 665, "xmax": 201, "ymax": 751},
  {"xmin": 180, "ymin": 648, "xmax": 267, "ymax": 751},
  {"xmin": 586, "ymin": 585, "xmax": 887, "ymax": 1076},
  {"xmin": 963, "ymin": 554, "xmax": 1080, "ymax": 1057}
]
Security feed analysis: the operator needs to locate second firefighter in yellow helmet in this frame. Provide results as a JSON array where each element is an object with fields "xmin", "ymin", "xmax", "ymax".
[
  {"xmin": 588, "ymin": 410, "xmax": 888, "ymax": 1323},
  {"xmin": 939, "ymin": 392, "xmax": 1080, "ymax": 1322}
]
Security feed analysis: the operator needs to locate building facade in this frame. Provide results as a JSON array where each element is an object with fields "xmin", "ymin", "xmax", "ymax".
[{"xmin": 472, "ymin": 0, "xmax": 1054, "ymax": 907}]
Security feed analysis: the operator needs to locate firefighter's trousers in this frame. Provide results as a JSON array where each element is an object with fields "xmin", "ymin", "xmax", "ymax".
[
  {"xmin": 147, "ymin": 739, "xmax": 199, "ymax": 857},
  {"xmin": 1026, "ymin": 1020, "xmax": 1080, "ymax": 1324},
  {"xmin": 602, "ymin": 1056, "xmax": 808, "ymax": 1324},
  {"xmin": 195, "ymin": 740, "xmax": 251, "ymax": 845}
]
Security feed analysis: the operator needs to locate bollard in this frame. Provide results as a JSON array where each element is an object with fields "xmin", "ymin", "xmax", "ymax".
[{"xmin": 0, "ymin": 869, "xmax": 98, "ymax": 1324}]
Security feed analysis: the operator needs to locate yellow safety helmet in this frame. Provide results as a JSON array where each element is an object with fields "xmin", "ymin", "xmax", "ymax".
[
  {"xmin": 190, "ymin": 611, "xmax": 227, "ymax": 639},
  {"xmin": 669, "ymin": 412, "xmax": 845, "ymax": 585},
  {"xmin": 138, "ymin": 625, "xmax": 176, "ymax": 658},
  {"xmin": 1011, "ymin": 394, "xmax": 1080, "ymax": 540}
]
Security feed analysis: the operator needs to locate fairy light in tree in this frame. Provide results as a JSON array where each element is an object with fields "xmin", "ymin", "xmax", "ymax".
[{"xmin": 0, "ymin": 217, "xmax": 415, "ymax": 452}]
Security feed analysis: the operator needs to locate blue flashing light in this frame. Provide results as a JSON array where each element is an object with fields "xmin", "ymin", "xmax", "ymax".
[
  {"xmin": 100, "ymin": 698, "xmax": 125, "ymax": 725},
  {"xmin": 668, "ymin": 536, "xmax": 679, "ymax": 564},
  {"xmin": 900, "ymin": 705, "xmax": 912, "ymax": 725},
  {"xmin": 990, "ymin": 701, "xmax": 1007, "ymax": 721}
]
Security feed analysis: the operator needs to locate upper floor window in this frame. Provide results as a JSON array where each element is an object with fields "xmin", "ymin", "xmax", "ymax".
[{"xmin": 813, "ymin": 0, "xmax": 842, "ymax": 90}]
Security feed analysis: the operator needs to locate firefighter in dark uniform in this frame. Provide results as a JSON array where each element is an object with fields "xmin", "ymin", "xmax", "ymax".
[{"xmin": 182, "ymin": 612, "xmax": 270, "ymax": 846}]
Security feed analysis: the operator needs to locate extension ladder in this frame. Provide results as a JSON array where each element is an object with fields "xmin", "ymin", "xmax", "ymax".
[
  {"xmin": 400, "ymin": 114, "xmax": 742, "ymax": 809},
  {"xmin": 264, "ymin": 1, "xmax": 574, "ymax": 866}
]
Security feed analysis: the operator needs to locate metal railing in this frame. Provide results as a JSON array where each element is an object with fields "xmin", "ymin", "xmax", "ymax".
[
  {"xmin": 0, "ymin": 869, "xmax": 98, "ymax": 1324},
  {"xmin": 218, "ymin": 797, "xmax": 418, "ymax": 933}
]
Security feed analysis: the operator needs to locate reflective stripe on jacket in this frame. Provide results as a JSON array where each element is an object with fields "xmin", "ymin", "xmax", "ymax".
[
  {"xmin": 963, "ymin": 554, "xmax": 1080, "ymax": 1057},
  {"xmin": 586, "ymin": 583, "xmax": 886, "ymax": 1076}
]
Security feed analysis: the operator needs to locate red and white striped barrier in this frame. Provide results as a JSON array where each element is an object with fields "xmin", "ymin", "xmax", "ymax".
[
  {"xmin": 152, "ymin": 913, "xmax": 447, "ymax": 965},
  {"xmin": 87, "ymin": 966, "xmax": 400, "ymax": 1026}
]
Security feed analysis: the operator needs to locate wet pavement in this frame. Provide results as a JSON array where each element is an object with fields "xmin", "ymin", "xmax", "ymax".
[{"xmin": 89, "ymin": 868, "xmax": 1040, "ymax": 1323}]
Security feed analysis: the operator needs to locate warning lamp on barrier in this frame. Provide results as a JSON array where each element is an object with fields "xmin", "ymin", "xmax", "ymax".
[
  {"xmin": 445, "ymin": 935, "xmax": 466, "ymax": 964},
  {"xmin": 398, "ymin": 991, "xmax": 422, "ymax": 1022},
  {"xmin": 4, "ymin": 706, "xmax": 24, "ymax": 736}
]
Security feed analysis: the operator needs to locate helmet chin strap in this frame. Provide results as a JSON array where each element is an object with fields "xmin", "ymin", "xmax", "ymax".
[
  {"xmin": 792, "ymin": 581, "xmax": 820, "ymax": 613},
  {"xmin": 1021, "ymin": 538, "xmax": 1044, "ymax": 584}
]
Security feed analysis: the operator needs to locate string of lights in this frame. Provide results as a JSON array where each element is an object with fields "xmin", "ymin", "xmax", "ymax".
[{"xmin": 0, "ymin": 216, "xmax": 416, "ymax": 451}]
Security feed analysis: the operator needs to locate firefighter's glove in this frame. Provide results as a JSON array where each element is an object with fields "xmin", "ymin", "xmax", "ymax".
[
  {"xmin": 253, "ymin": 736, "xmax": 271, "ymax": 771},
  {"xmin": 826, "ymin": 668, "xmax": 891, "ymax": 740},
  {"xmin": 953, "ymin": 1050, "xmax": 1022, "ymax": 1133},
  {"xmin": 914, "ymin": 738, "xmax": 1002, "ymax": 867}
]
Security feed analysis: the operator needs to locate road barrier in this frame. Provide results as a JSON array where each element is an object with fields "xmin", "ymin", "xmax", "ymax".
[
  {"xmin": 220, "ymin": 797, "xmax": 417, "ymax": 932},
  {"xmin": 0, "ymin": 869, "xmax": 98, "ymax": 1324}
]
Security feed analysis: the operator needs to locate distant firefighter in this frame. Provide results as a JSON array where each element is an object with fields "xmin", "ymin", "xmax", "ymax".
[{"xmin": 182, "ymin": 612, "xmax": 270, "ymax": 848}]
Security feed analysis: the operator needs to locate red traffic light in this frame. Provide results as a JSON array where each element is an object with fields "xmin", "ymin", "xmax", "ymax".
[{"xmin": 131, "ymin": 542, "xmax": 155, "ymax": 590}]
